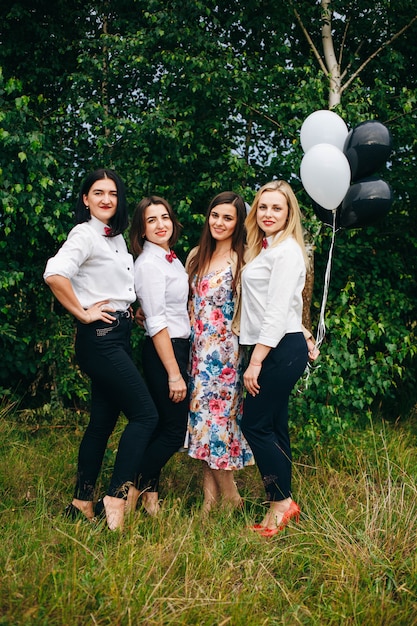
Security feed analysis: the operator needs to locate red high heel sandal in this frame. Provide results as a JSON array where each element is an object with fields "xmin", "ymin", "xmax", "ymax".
[
  {"xmin": 258, "ymin": 501, "xmax": 301, "ymax": 537},
  {"xmin": 250, "ymin": 523, "xmax": 266, "ymax": 532}
]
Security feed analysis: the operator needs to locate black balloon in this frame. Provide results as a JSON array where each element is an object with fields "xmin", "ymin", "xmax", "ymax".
[
  {"xmin": 340, "ymin": 176, "xmax": 393, "ymax": 229},
  {"xmin": 312, "ymin": 201, "xmax": 341, "ymax": 228},
  {"xmin": 343, "ymin": 120, "xmax": 393, "ymax": 182}
]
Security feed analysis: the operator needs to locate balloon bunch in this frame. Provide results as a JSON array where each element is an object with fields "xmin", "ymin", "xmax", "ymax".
[
  {"xmin": 298, "ymin": 111, "xmax": 393, "ymax": 350},
  {"xmin": 341, "ymin": 121, "xmax": 393, "ymax": 228},
  {"xmin": 300, "ymin": 111, "xmax": 393, "ymax": 229}
]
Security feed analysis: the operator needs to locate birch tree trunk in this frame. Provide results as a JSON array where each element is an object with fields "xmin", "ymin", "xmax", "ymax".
[{"xmin": 321, "ymin": 0, "xmax": 342, "ymax": 108}]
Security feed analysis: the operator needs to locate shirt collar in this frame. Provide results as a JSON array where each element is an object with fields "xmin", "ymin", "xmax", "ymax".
[
  {"xmin": 264, "ymin": 231, "xmax": 284, "ymax": 248},
  {"xmin": 89, "ymin": 215, "xmax": 110, "ymax": 236},
  {"xmin": 143, "ymin": 239, "xmax": 171, "ymax": 259}
]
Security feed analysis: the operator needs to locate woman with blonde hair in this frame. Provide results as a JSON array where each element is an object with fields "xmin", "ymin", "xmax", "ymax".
[{"xmin": 240, "ymin": 179, "xmax": 315, "ymax": 536}]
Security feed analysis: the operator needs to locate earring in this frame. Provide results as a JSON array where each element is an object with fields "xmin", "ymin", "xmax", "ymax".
[{"xmin": 85, "ymin": 205, "xmax": 89, "ymax": 210}]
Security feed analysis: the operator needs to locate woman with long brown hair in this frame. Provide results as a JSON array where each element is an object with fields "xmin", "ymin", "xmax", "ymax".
[
  {"xmin": 186, "ymin": 191, "xmax": 254, "ymax": 513},
  {"xmin": 128, "ymin": 196, "xmax": 190, "ymax": 516}
]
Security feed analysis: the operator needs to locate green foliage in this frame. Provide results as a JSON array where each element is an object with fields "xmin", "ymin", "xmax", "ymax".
[
  {"xmin": 0, "ymin": 65, "xmax": 81, "ymax": 405},
  {"xmin": 0, "ymin": 1, "xmax": 417, "ymax": 438},
  {"xmin": 291, "ymin": 214, "xmax": 417, "ymax": 444}
]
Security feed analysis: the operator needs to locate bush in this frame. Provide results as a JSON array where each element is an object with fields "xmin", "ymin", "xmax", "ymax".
[{"xmin": 291, "ymin": 216, "xmax": 417, "ymax": 446}]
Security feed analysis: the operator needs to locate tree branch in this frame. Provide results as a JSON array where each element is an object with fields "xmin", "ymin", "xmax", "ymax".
[
  {"xmin": 232, "ymin": 99, "xmax": 284, "ymax": 130},
  {"xmin": 340, "ymin": 41, "xmax": 364, "ymax": 81},
  {"xmin": 341, "ymin": 14, "xmax": 417, "ymax": 94},
  {"xmin": 338, "ymin": 15, "xmax": 350, "ymax": 69},
  {"xmin": 293, "ymin": 6, "xmax": 328, "ymax": 76}
]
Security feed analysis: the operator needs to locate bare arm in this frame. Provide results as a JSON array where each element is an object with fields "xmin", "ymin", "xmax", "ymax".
[
  {"xmin": 302, "ymin": 324, "xmax": 320, "ymax": 361},
  {"xmin": 151, "ymin": 328, "xmax": 187, "ymax": 403},
  {"xmin": 135, "ymin": 306, "xmax": 146, "ymax": 328},
  {"xmin": 243, "ymin": 333, "xmax": 319, "ymax": 397},
  {"xmin": 243, "ymin": 343, "xmax": 271, "ymax": 397},
  {"xmin": 45, "ymin": 275, "xmax": 114, "ymax": 324}
]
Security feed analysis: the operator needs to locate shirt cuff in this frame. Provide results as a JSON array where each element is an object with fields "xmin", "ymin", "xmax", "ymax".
[{"xmin": 145, "ymin": 315, "xmax": 168, "ymax": 337}]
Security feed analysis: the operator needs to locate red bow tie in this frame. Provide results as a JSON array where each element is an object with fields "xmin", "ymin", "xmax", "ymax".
[
  {"xmin": 104, "ymin": 226, "xmax": 112, "ymax": 236},
  {"xmin": 262, "ymin": 237, "xmax": 268, "ymax": 249},
  {"xmin": 165, "ymin": 250, "xmax": 177, "ymax": 263}
]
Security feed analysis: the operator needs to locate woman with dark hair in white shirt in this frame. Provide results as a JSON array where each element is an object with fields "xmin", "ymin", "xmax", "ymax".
[
  {"xmin": 240, "ymin": 179, "xmax": 317, "ymax": 537},
  {"xmin": 44, "ymin": 168, "xmax": 158, "ymax": 530},
  {"xmin": 131, "ymin": 192, "xmax": 254, "ymax": 515},
  {"xmin": 127, "ymin": 196, "xmax": 190, "ymax": 516}
]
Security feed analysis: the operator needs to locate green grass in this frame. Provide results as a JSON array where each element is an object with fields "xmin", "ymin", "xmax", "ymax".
[{"xmin": 1, "ymin": 404, "xmax": 417, "ymax": 625}]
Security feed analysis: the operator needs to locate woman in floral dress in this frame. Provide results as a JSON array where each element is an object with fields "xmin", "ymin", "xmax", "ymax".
[{"xmin": 186, "ymin": 191, "xmax": 254, "ymax": 512}]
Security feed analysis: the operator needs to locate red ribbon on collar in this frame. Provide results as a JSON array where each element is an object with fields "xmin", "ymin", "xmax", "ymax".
[
  {"xmin": 165, "ymin": 250, "xmax": 177, "ymax": 263},
  {"xmin": 104, "ymin": 226, "xmax": 113, "ymax": 236},
  {"xmin": 262, "ymin": 237, "xmax": 268, "ymax": 249}
]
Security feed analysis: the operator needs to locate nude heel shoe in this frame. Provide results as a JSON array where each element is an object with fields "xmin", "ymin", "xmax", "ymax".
[
  {"xmin": 95, "ymin": 496, "xmax": 125, "ymax": 530},
  {"xmin": 141, "ymin": 491, "xmax": 161, "ymax": 517}
]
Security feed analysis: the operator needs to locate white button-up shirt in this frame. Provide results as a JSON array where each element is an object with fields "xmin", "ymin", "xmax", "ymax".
[
  {"xmin": 134, "ymin": 240, "xmax": 190, "ymax": 339},
  {"xmin": 239, "ymin": 235, "xmax": 306, "ymax": 347},
  {"xmin": 43, "ymin": 215, "xmax": 135, "ymax": 311}
]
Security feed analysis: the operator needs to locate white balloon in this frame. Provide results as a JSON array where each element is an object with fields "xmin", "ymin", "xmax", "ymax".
[
  {"xmin": 300, "ymin": 110, "xmax": 348, "ymax": 153},
  {"xmin": 300, "ymin": 143, "xmax": 351, "ymax": 211}
]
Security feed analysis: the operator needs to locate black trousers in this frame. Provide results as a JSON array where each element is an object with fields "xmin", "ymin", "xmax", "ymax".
[
  {"xmin": 241, "ymin": 333, "xmax": 308, "ymax": 502},
  {"xmin": 74, "ymin": 315, "xmax": 158, "ymax": 500},
  {"xmin": 138, "ymin": 336, "xmax": 190, "ymax": 492}
]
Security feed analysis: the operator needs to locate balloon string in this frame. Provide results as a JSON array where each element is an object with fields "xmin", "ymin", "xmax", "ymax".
[{"xmin": 315, "ymin": 210, "xmax": 337, "ymax": 350}]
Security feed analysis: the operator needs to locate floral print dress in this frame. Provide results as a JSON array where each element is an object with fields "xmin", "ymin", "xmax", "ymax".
[{"xmin": 187, "ymin": 265, "xmax": 254, "ymax": 470}]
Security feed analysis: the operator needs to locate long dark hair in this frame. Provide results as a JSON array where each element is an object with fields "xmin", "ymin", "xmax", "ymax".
[
  {"xmin": 75, "ymin": 168, "xmax": 128, "ymax": 236},
  {"xmin": 130, "ymin": 196, "xmax": 182, "ymax": 257},
  {"xmin": 187, "ymin": 191, "xmax": 247, "ymax": 294}
]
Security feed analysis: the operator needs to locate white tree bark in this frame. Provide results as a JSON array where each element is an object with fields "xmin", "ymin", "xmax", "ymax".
[
  {"xmin": 321, "ymin": 0, "xmax": 341, "ymax": 108},
  {"xmin": 293, "ymin": 0, "xmax": 417, "ymax": 110}
]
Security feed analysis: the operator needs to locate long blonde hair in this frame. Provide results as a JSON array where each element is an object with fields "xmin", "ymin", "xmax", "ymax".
[{"xmin": 245, "ymin": 180, "xmax": 309, "ymax": 267}]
